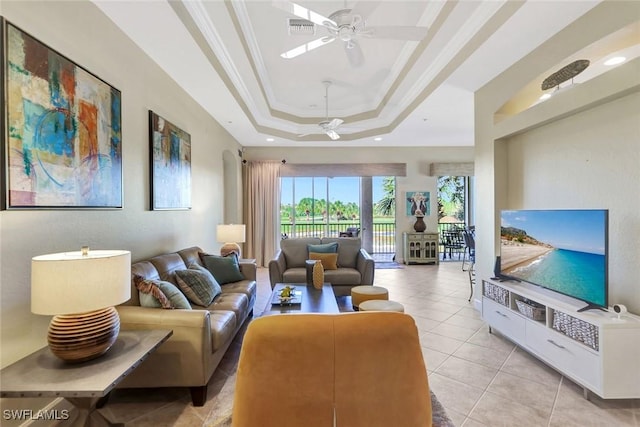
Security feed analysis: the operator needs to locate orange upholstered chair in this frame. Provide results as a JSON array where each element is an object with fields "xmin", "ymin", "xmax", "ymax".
[{"xmin": 232, "ymin": 312, "xmax": 432, "ymax": 427}]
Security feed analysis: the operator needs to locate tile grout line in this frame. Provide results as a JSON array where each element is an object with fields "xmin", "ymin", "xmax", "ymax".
[{"xmin": 462, "ymin": 341, "xmax": 518, "ymax": 423}]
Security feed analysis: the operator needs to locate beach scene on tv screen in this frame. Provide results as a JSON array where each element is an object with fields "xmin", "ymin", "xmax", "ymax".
[{"xmin": 500, "ymin": 210, "xmax": 607, "ymax": 306}]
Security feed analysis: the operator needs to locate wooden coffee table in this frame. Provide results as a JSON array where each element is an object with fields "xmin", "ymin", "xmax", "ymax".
[{"xmin": 262, "ymin": 283, "xmax": 339, "ymax": 315}]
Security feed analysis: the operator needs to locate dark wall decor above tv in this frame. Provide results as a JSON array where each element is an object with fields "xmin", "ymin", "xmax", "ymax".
[{"xmin": 500, "ymin": 209, "xmax": 608, "ymax": 311}]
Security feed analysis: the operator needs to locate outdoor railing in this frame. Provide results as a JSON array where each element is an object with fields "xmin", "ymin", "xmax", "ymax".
[
  {"xmin": 280, "ymin": 222, "xmax": 396, "ymax": 254},
  {"xmin": 279, "ymin": 221, "xmax": 467, "ymax": 257}
]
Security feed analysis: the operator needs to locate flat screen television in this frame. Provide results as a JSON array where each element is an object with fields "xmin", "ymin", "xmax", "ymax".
[{"xmin": 499, "ymin": 209, "xmax": 608, "ymax": 312}]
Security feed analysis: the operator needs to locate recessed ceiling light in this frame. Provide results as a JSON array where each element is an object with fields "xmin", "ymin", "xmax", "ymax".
[
  {"xmin": 604, "ymin": 56, "xmax": 626, "ymax": 66},
  {"xmin": 539, "ymin": 93, "xmax": 552, "ymax": 101},
  {"xmin": 266, "ymin": 138, "xmax": 275, "ymax": 142},
  {"xmin": 374, "ymin": 137, "xmax": 382, "ymax": 141}
]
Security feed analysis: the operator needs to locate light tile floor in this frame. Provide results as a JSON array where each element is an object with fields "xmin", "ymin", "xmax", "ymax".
[
  {"xmin": 374, "ymin": 262, "xmax": 640, "ymax": 427},
  {"xmin": 100, "ymin": 262, "xmax": 640, "ymax": 426}
]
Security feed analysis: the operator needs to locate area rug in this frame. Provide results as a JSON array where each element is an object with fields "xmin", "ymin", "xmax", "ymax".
[
  {"xmin": 206, "ymin": 375, "xmax": 454, "ymax": 427},
  {"xmin": 375, "ymin": 262, "xmax": 405, "ymax": 269},
  {"xmin": 204, "ymin": 320, "xmax": 455, "ymax": 427}
]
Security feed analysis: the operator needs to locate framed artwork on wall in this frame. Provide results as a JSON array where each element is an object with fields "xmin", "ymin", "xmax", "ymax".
[
  {"xmin": 1, "ymin": 19, "xmax": 123, "ymax": 209},
  {"xmin": 149, "ymin": 111, "xmax": 191, "ymax": 210},
  {"xmin": 406, "ymin": 191, "xmax": 430, "ymax": 216}
]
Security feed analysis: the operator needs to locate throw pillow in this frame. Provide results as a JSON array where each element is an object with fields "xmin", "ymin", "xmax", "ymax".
[
  {"xmin": 155, "ymin": 280, "xmax": 192, "ymax": 309},
  {"xmin": 134, "ymin": 275, "xmax": 171, "ymax": 309},
  {"xmin": 307, "ymin": 242, "xmax": 338, "ymax": 254},
  {"xmin": 133, "ymin": 275, "xmax": 191, "ymax": 309},
  {"xmin": 309, "ymin": 252, "xmax": 339, "ymax": 270},
  {"xmin": 175, "ymin": 264, "xmax": 222, "ymax": 307},
  {"xmin": 199, "ymin": 252, "xmax": 245, "ymax": 285}
]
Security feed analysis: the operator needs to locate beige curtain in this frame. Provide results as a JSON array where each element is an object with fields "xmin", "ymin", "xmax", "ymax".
[{"xmin": 242, "ymin": 161, "xmax": 281, "ymax": 267}]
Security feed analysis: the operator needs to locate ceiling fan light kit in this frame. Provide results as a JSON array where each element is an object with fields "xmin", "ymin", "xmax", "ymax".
[{"xmin": 287, "ymin": 18, "xmax": 315, "ymax": 35}]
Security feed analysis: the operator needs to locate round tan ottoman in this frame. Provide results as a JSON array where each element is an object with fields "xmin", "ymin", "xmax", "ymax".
[
  {"xmin": 359, "ymin": 300, "xmax": 405, "ymax": 313},
  {"xmin": 351, "ymin": 285, "xmax": 389, "ymax": 310}
]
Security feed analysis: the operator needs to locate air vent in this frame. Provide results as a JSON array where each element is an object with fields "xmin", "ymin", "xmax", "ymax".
[{"xmin": 287, "ymin": 18, "xmax": 315, "ymax": 35}]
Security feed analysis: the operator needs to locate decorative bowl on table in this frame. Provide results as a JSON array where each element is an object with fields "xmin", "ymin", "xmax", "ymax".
[{"xmin": 273, "ymin": 286, "xmax": 301, "ymax": 305}]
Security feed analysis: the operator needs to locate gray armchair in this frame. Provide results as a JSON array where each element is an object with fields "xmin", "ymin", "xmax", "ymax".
[{"xmin": 269, "ymin": 237, "xmax": 374, "ymax": 296}]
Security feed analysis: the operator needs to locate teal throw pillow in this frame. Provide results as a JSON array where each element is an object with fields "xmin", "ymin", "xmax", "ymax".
[
  {"xmin": 199, "ymin": 253, "xmax": 245, "ymax": 285},
  {"xmin": 308, "ymin": 242, "xmax": 338, "ymax": 254},
  {"xmin": 175, "ymin": 264, "xmax": 221, "ymax": 307}
]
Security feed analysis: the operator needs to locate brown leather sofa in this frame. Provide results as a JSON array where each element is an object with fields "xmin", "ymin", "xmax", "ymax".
[
  {"xmin": 232, "ymin": 312, "xmax": 432, "ymax": 427},
  {"xmin": 116, "ymin": 246, "xmax": 256, "ymax": 406},
  {"xmin": 268, "ymin": 237, "xmax": 375, "ymax": 296}
]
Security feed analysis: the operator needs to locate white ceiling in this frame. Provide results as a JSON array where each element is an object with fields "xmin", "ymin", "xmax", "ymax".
[{"xmin": 93, "ymin": 0, "xmax": 605, "ymax": 147}]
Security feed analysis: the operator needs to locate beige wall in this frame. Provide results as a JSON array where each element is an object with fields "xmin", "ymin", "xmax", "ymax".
[
  {"xmin": 244, "ymin": 146, "xmax": 475, "ymax": 258},
  {"xmin": 0, "ymin": 0, "xmax": 242, "ymax": 369},
  {"xmin": 474, "ymin": 2, "xmax": 640, "ymax": 313}
]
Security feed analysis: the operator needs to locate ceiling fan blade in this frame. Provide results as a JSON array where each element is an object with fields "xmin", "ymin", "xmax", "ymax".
[
  {"xmin": 344, "ymin": 39, "xmax": 364, "ymax": 67},
  {"xmin": 325, "ymin": 130, "xmax": 341, "ymax": 140},
  {"xmin": 280, "ymin": 36, "xmax": 335, "ymax": 59},
  {"xmin": 364, "ymin": 25, "xmax": 429, "ymax": 41},
  {"xmin": 327, "ymin": 118, "xmax": 344, "ymax": 129},
  {"xmin": 272, "ymin": 1, "xmax": 337, "ymax": 29},
  {"xmin": 349, "ymin": 1, "xmax": 381, "ymax": 20}
]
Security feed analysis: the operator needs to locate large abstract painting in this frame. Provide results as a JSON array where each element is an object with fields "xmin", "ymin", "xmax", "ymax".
[
  {"xmin": 149, "ymin": 111, "xmax": 191, "ymax": 210},
  {"xmin": 2, "ymin": 21, "xmax": 122, "ymax": 209}
]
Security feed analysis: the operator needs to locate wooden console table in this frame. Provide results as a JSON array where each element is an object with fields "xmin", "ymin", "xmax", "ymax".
[
  {"xmin": 403, "ymin": 232, "xmax": 439, "ymax": 264},
  {"xmin": 0, "ymin": 329, "xmax": 172, "ymax": 426}
]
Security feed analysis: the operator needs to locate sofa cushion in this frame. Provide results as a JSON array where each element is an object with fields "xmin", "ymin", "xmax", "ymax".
[
  {"xmin": 322, "ymin": 238, "xmax": 360, "ymax": 269},
  {"xmin": 307, "ymin": 242, "xmax": 338, "ymax": 254},
  {"xmin": 199, "ymin": 253, "xmax": 244, "ymax": 284},
  {"xmin": 282, "ymin": 267, "xmax": 307, "ymax": 284},
  {"xmin": 148, "ymin": 253, "xmax": 188, "ymax": 284},
  {"xmin": 281, "ymin": 238, "xmax": 321, "ymax": 268},
  {"xmin": 175, "ymin": 264, "xmax": 222, "ymax": 307},
  {"xmin": 324, "ymin": 268, "xmax": 361, "ymax": 285},
  {"xmin": 309, "ymin": 252, "xmax": 338, "ymax": 270},
  {"xmin": 209, "ymin": 293, "xmax": 249, "ymax": 329},
  {"xmin": 220, "ymin": 280, "xmax": 257, "ymax": 299}
]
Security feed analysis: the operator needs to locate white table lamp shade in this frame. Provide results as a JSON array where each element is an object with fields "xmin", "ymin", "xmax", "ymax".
[
  {"xmin": 216, "ymin": 224, "xmax": 246, "ymax": 244},
  {"xmin": 31, "ymin": 250, "xmax": 131, "ymax": 315}
]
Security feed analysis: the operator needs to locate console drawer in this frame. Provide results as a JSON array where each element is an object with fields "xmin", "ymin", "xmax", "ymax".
[
  {"xmin": 526, "ymin": 321, "xmax": 600, "ymax": 390},
  {"xmin": 483, "ymin": 297, "xmax": 525, "ymax": 342}
]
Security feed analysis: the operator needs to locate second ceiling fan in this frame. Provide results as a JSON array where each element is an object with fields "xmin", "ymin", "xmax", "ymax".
[
  {"xmin": 275, "ymin": 1, "xmax": 429, "ymax": 67},
  {"xmin": 300, "ymin": 81, "xmax": 343, "ymax": 140}
]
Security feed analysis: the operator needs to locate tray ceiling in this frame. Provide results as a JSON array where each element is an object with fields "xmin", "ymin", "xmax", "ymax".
[{"xmin": 94, "ymin": 0, "xmax": 604, "ymax": 147}]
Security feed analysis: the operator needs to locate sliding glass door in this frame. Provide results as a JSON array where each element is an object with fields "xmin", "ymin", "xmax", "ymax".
[{"xmin": 280, "ymin": 176, "xmax": 395, "ymax": 256}]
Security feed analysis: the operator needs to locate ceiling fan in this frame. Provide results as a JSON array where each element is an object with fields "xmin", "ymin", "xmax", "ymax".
[
  {"xmin": 274, "ymin": 1, "xmax": 429, "ymax": 67},
  {"xmin": 300, "ymin": 81, "xmax": 343, "ymax": 140}
]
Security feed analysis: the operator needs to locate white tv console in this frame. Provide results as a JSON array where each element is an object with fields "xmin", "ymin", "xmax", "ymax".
[{"xmin": 481, "ymin": 278, "xmax": 640, "ymax": 399}]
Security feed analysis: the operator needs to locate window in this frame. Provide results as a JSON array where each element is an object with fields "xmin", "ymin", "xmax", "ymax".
[
  {"xmin": 437, "ymin": 175, "xmax": 474, "ymax": 231},
  {"xmin": 280, "ymin": 177, "xmax": 360, "ymax": 238}
]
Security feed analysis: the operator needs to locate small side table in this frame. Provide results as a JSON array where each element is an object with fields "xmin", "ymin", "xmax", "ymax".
[{"xmin": 0, "ymin": 329, "xmax": 172, "ymax": 427}]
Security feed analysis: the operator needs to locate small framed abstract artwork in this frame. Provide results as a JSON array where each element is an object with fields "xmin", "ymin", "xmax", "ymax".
[
  {"xmin": 149, "ymin": 111, "xmax": 191, "ymax": 210},
  {"xmin": 2, "ymin": 20, "xmax": 123, "ymax": 209},
  {"xmin": 406, "ymin": 191, "xmax": 430, "ymax": 216}
]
